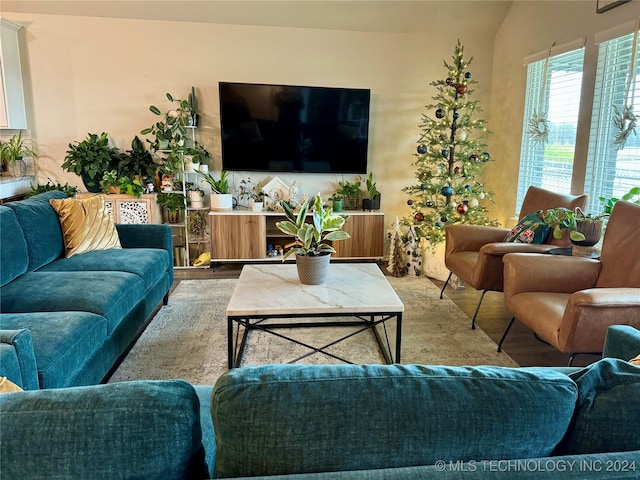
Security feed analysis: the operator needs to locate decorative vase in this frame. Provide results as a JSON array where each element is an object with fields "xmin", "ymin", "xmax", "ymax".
[
  {"xmin": 571, "ymin": 218, "xmax": 603, "ymax": 257},
  {"xmin": 210, "ymin": 193, "xmax": 233, "ymax": 211},
  {"xmin": 250, "ymin": 201, "xmax": 263, "ymax": 212},
  {"xmin": 295, "ymin": 254, "xmax": 331, "ymax": 285},
  {"xmin": 7, "ymin": 159, "xmax": 26, "ymax": 178},
  {"xmin": 332, "ymin": 199, "xmax": 344, "ymax": 212}
]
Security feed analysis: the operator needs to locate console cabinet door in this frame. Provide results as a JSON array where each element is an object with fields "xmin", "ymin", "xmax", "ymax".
[
  {"xmin": 211, "ymin": 214, "xmax": 266, "ymax": 259},
  {"xmin": 334, "ymin": 214, "xmax": 384, "ymax": 258}
]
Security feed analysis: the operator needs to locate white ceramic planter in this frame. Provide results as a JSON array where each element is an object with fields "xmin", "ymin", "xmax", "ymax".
[
  {"xmin": 250, "ymin": 201, "xmax": 263, "ymax": 212},
  {"xmin": 188, "ymin": 190, "xmax": 205, "ymax": 208},
  {"xmin": 210, "ymin": 193, "xmax": 233, "ymax": 211}
]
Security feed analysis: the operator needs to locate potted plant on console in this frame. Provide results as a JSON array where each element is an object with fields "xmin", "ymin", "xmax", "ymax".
[
  {"xmin": 1, "ymin": 131, "xmax": 37, "ymax": 178},
  {"xmin": 336, "ymin": 178, "xmax": 362, "ymax": 210},
  {"xmin": 362, "ymin": 172, "xmax": 380, "ymax": 211},
  {"xmin": 198, "ymin": 170, "xmax": 233, "ymax": 211},
  {"xmin": 275, "ymin": 193, "xmax": 350, "ymax": 285},
  {"xmin": 157, "ymin": 192, "xmax": 186, "ymax": 224},
  {"xmin": 62, "ymin": 132, "xmax": 121, "ymax": 192},
  {"xmin": 329, "ymin": 193, "xmax": 344, "ymax": 212}
]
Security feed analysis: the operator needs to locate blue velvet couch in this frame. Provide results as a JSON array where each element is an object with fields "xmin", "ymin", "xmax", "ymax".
[
  {"xmin": 1, "ymin": 326, "xmax": 638, "ymax": 479},
  {"xmin": 0, "ymin": 190, "xmax": 173, "ymax": 389}
]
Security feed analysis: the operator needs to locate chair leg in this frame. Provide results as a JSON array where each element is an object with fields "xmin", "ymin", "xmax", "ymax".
[
  {"xmin": 440, "ymin": 272, "xmax": 453, "ymax": 299},
  {"xmin": 497, "ymin": 317, "xmax": 516, "ymax": 353},
  {"xmin": 568, "ymin": 352, "xmax": 601, "ymax": 367},
  {"xmin": 470, "ymin": 290, "xmax": 487, "ymax": 330}
]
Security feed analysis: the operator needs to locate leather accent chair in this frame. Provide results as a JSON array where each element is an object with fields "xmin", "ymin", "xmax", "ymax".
[
  {"xmin": 441, "ymin": 186, "xmax": 588, "ymax": 328},
  {"xmin": 499, "ymin": 200, "xmax": 640, "ymax": 365}
]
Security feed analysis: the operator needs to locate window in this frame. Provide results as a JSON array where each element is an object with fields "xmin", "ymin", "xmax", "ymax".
[
  {"xmin": 516, "ymin": 46, "xmax": 585, "ymax": 213},
  {"xmin": 584, "ymin": 30, "xmax": 640, "ymax": 214}
]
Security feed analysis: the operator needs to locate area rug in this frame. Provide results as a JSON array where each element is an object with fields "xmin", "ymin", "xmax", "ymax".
[{"xmin": 109, "ymin": 276, "xmax": 517, "ymax": 385}]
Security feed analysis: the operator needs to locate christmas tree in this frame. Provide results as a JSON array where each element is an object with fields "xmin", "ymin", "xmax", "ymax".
[{"xmin": 402, "ymin": 40, "xmax": 498, "ymax": 248}]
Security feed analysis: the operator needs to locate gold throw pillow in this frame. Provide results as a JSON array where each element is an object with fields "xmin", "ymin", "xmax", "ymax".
[
  {"xmin": 50, "ymin": 195, "xmax": 122, "ymax": 257},
  {"xmin": 0, "ymin": 376, "xmax": 23, "ymax": 394}
]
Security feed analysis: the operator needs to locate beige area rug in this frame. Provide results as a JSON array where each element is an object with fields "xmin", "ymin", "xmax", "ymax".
[{"xmin": 109, "ymin": 276, "xmax": 517, "ymax": 385}]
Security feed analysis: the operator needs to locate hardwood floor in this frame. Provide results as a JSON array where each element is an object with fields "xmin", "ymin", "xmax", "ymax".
[{"xmin": 173, "ymin": 263, "xmax": 598, "ymax": 368}]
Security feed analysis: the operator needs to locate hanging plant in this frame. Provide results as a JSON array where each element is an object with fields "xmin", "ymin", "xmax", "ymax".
[{"xmin": 612, "ymin": 23, "xmax": 639, "ymax": 150}]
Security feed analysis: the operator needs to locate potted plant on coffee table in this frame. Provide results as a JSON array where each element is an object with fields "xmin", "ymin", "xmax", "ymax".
[
  {"xmin": 543, "ymin": 207, "xmax": 606, "ymax": 256},
  {"xmin": 275, "ymin": 193, "xmax": 350, "ymax": 285}
]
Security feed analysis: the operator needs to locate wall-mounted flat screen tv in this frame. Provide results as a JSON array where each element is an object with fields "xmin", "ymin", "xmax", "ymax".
[{"xmin": 219, "ymin": 82, "xmax": 371, "ymax": 173}]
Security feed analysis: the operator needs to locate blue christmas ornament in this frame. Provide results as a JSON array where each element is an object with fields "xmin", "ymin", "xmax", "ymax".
[
  {"xmin": 417, "ymin": 144, "xmax": 427, "ymax": 154},
  {"xmin": 420, "ymin": 183, "xmax": 427, "ymax": 190},
  {"xmin": 453, "ymin": 112, "xmax": 460, "ymax": 120},
  {"xmin": 465, "ymin": 184, "xmax": 472, "ymax": 191},
  {"xmin": 482, "ymin": 151, "xmax": 491, "ymax": 161},
  {"xmin": 442, "ymin": 149, "xmax": 449, "ymax": 158},
  {"xmin": 465, "ymin": 72, "xmax": 472, "ymax": 79},
  {"xmin": 441, "ymin": 186, "xmax": 453, "ymax": 197},
  {"xmin": 435, "ymin": 222, "xmax": 442, "ymax": 228}
]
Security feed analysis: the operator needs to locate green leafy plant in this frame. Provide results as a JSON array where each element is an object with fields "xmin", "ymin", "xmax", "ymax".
[
  {"xmin": 62, "ymin": 132, "xmax": 122, "ymax": 188},
  {"xmin": 336, "ymin": 178, "xmax": 362, "ymax": 199},
  {"xmin": 198, "ymin": 170, "xmax": 230, "ymax": 194},
  {"xmin": 275, "ymin": 193, "xmax": 350, "ymax": 259},
  {"xmin": 599, "ymin": 187, "xmax": 640, "ymax": 215},
  {"xmin": 156, "ymin": 192, "xmax": 186, "ymax": 212},
  {"xmin": 1, "ymin": 131, "xmax": 37, "ymax": 163},
  {"xmin": 185, "ymin": 142, "xmax": 210, "ymax": 165},
  {"xmin": 99, "ymin": 170, "xmax": 144, "ymax": 197},
  {"xmin": 119, "ymin": 136, "xmax": 158, "ymax": 182},
  {"xmin": 365, "ymin": 172, "xmax": 379, "ymax": 199},
  {"xmin": 140, "ymin": 92, "xmax": 193, "ymax": 150},
  {"xmin": 26, "ymin": 178, "xmax": 78, "ymax": 198},
  {"xmin": 186, "ymin": 210, "xmax": 208, "ymax": 238},
  {"xmin": 543, "ymin": 207, "xmax": 605, "ymax": 243}
]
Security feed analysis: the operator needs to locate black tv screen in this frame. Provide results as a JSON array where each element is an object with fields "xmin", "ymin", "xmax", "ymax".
[{"xmin": 219, "ymin": 82, "xmax": 370, "ymax": 173}]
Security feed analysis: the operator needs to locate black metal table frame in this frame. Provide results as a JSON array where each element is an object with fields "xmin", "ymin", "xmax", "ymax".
[{"xmin": 227, "ymin": 311, "xmax": 402, "ymax": 369}]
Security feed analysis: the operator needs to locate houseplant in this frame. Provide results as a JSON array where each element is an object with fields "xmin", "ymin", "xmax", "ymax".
[
  {"xmin": 362, "ymin": 172, "xmax": 380, "ymax": 211},
  {"xmin": 198, "ymin": 170, "xmax": 233, "ymax": 211},
  {"xmin": 336, "ymin": 178, "xmax": 362, "ymax": 210},
  {"xmin": 26, "ymin": 178, "xmax": 78, "ymax": 198},
  {"xmin": 140, "ymin": 92, "xmax": 193, "ymax": 151},
  {"xmin": 329, "ymin": 193, "xmax": 344, "ymax": 212},
  {"xmin": 186, "ymin": 182, "xmax": 205, "ymax": 208},
  {"xmin": 543, "ymin": 207, "xmax": 605, "ymax": 254},
  {"xmin": 99, "ymin": 170, "xmax": 144, "ymax": 197},
  {"xmin": 119, "ymin": 136, "xmax": 159, "ymax": 184},
  {"xmin": 1, "ymin": 131, "xmax": 37, "ymax": 177},
  {"xmin": 62, "ymin": 132, "xmax": 122, "ymax": 192},
  {"xmin": 275, "ymin": 193, "xmax": 350, "ymax": 284},
  {"xmin": 157, "ymin": 192, "xmax": 186, "ymax": 223}
]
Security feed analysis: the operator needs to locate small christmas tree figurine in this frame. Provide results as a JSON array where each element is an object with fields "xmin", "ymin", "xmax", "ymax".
[{"xmin": 402, "ymin": 40, "xmax": 498, "ymax": 249}]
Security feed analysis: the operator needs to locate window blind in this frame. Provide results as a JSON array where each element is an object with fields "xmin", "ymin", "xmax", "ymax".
[
  {"xmin": 516, "ymin": 48, "xmax": 585, "ymax": 214},
  {"xmin": 584, "ymin": 30, "xmax": 640, "ymax": 214}
]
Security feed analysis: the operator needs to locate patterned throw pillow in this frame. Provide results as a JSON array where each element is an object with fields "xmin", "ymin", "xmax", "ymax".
[
  {"xmin": 0, "ymin": 377, "xmax": 23, "ymax": 394},
  {"xmin": 503, "ymin": 210, "xmax": 551, "ymax": 243},
  {"xmin": 50, "ymin": 195, "xmax": 121, "ymax": 257}
]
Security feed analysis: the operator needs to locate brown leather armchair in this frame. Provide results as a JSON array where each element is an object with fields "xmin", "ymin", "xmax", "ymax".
[
  {"xmin": 441, "ymin": 186, "xmax": 588, "ymax": 328},
  {"xmin": 498, "ymin": 200, "xmax": 640, "ymax": 365}
]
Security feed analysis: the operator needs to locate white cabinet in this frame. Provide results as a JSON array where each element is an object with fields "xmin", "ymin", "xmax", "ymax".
[{"xmin": 0, "ymin": 18, "xmax": 27, "ymax": 129}]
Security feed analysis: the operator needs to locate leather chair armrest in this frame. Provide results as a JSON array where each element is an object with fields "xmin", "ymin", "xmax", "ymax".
[
  {"xmin": 445, "ymin": 225, "xmax": 511, "ymax": 255},
  {"xmin": 481, "ymin": 242, "xmax": 558, "ymax": 256},
  {"xmin": 503, "ymin": 253, "xmax": 601, "ymax": 297}
]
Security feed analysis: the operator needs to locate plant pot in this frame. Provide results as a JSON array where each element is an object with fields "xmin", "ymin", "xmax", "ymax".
[
  {"xmin": 80, "ymin": 172, "xmax": 101, "ymax": 193},
  {"xmin": 6, "ymin": 159, "xmax": 26, "ymax": 178},
  {"xmin": 295, "ymin": 254, "xmax": 331, "ymax": 285},
  {"xmin": 107, "ymin": 186, "xmax": 121, "ymax": 194},
  {"xmin": 210, "ymin": 193, "xmax": 234, "ymax": 211},
  {"xmin": 184, "ymin": 155, "xmax": 199, "ymax": 173},
  {"xmin": 250, "ymin": 201, "xmax": 263, "ymax": 212},
  {"xmin": 362, "ymin": 194, "xmax": 381, "ymax": 211},
  {"xmin": 164, "ymin": 208, "xmax": 184, "ymax": 224},
  {"xmin": 571, "ymin": 219, "xmax": 603, "ymax": 247},
  {"xmin": 332, "ymin": 199, "xmax": 344, "ymax": 212},
  {"xmin": 157, "ymin": 139, "xmax": 170, "ymax": 150},
  {"xmin": 188, "ymin": 191, "xmax": 204, "ymax": 208}
]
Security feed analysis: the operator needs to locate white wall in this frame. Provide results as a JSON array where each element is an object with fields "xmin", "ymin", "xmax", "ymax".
[
  {"xmin": 487, "ymin": 0, "xmax": 640, "ymax": 226},
  {"xmin": 4, "ymin": 10, "xmax": 499, "ymax": 231}
]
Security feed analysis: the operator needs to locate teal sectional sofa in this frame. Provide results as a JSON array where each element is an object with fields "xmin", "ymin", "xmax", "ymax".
[
  {"xmin": 0, "ymin": 191, "xmax": 173, "ymax": 389},
  {"xmin": 1, "ymin": 326, "xmax": 639, "ymax": 479}
]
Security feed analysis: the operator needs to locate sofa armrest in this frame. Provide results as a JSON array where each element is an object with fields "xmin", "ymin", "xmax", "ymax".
[
  {"xmin": 0, "ymin": 329, "xmax": 39, "ymax": 390},
  {"xmin": 503, "ymin": 253, "xmax": 601, "ymax": 297},
  {"xmin": 603, "ymin": 325, "xmax": 640, "ymax": 360},
  {"xmin": 445, "ymin": 225, "xmax": 511, "ymax": 255}
]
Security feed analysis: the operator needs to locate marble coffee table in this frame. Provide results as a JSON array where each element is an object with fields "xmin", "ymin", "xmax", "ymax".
[{"xmin": 226, "ymin": 263, "xmax": 404, "ymax": 368}]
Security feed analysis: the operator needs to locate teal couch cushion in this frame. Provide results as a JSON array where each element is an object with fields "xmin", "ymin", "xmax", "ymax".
[
  {"xmin": 3, "ymin": 191, "xmax": 66, "ymax": 272},
  {"xmin": 0, "ymin": 380, "xmax": 208, "ymax": 479},
  {"xmin": 38, "ymin": 247, "xmax": 170, "ymax": 291},
  {"xmin": 0, "ymin": 312, "xmax": 107, "ymax": 389},
  {"xmin": 0, "ymin": 206, "xmax": 28, "ymax": 286},
  {"xmin": 0, "ymin": 328, "xmax": 39, "ymax": 390},
  {"xmin": 555, "ymin": 358, "xmax": 640, "ymax": 455},
  {"xmin": 212, "ymin": 364, "xmax": 578, "ymax": 478},
  {"xmin": 0, "ymin": 271, "xmax": 144, "ymax": 334}
]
